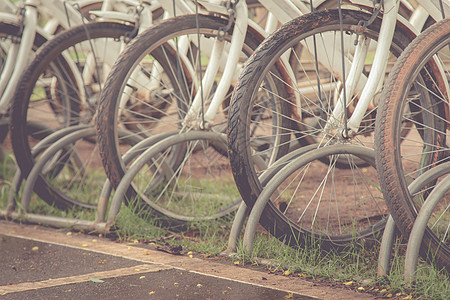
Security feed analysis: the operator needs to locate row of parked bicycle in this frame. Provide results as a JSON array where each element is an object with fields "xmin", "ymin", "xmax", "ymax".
[{"xmin": 1, "ymin": 0, "xmax": 448, "ymax": 273}]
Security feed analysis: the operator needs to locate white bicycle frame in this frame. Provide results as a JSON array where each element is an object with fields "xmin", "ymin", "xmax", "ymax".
[
  {"xmin": 138, "ymin": 0, "xmax": 448, "ymax": 136},
  {"xmin": 327, "ymin": 0, "xmax": 449, "ymax": 136},
  {"xmin": 0, "ymin": 0, "xmax": 155, "ymax": 115}
]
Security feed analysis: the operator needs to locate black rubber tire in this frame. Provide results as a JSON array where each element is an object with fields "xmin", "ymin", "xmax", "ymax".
[
  {"xmin": 375, "ymin": 19, "xmax": 450, "ymax": 271},
  {"xmin": 227, "ymin": 9, "xmax": 415, "ymax": 220},
  {"xmin": 10, "ymin": 21, "xmax": 135, "ymax": 209},
  {"xmin": 96, "ymin": 14, "xmax": 266, "ymax": 192}
]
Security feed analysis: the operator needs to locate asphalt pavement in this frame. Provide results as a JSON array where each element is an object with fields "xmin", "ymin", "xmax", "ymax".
[{"xmin": 0, "ymin": 220, "xmax": 376, "ymax": 299}]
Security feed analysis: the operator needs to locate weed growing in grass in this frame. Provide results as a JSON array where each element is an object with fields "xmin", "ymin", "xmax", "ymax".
[
  {"xmin": 114, "ymin": 203, "xmax": 167, "ymax": 241},
  {"xmin": 239, "ymin": 231, "xmax": 375, "ymax": 280},
  {"xmin": 174, "ymin": 216, "xmax": 235, "ymax": 255},
  {"xmin": 375, "ymin": 240, "xmax": 450, "ymax": 300},
  {"xmin": 235, "ymin": 232, "xmax": 449, "ymax": 299}
]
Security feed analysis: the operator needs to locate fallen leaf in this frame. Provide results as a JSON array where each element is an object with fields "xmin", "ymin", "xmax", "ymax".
[
  {"xmin": 174, "ymin": 282, "xmax": 179, "ymax": 286},
  {"xmin": 233, "ymin": 261, "xmax": 240, "ymax": 265},
  {"xmin": 127, "ymin": 247, "xmax": 132, "ymax": 250},
  {"xmin": 284, "ymin": 270, "xmax": 291, "ymax": 276},
  {"xmin": 187, "ymin": 251, "xmax": 193, "ymax": 255},
  {"xmin": 135, "ymin": 269, "xmax": 141, "ymax": 272},
  {"xmin": 98, "ymin": 234, "xmax": 103, "ymax": 238},
  {"xmin": 65, "ymin": 289, "xmax": 71, "ymax": 292},
  {"xmin": 31, "ymin": 246, "xmax": 39, "ymax": 251},
  {"xmin": 343, "ymin": 281, "xmax": 354, "ymax": 286},
  {"xmin": 92, "ymin": 239, "xmax": 98, "ymax": 243},
  {"xmin": 30, "ymin": 265, "xmax": 35, "ymax": 269},
  {"xmin": 89, "ymin": 277, "xmax": 104, "ymax": 283},
  {"xmin": 149, "ymin": 291, "xmax": 155, "ymax": 295},
  {"xmin": 66, "ymin": 232, "xmax": 72, "ymax": 236},
  {"xmin": 82, "ymin": 244, "xmax": 88, "ymax": 247},
  {"xmin": 143, "ymin": 251, "xmax": 151, "ymax": 255},
  {"xmin": 139, "ymin": 276, "xmax": 146, "ymax": 279},
  {"xmin": 357, "ymin": 287, "xmax": 365, "ymax": 291},
  {"xmin": 197, "ymin": 284, "xmax": 202, "ymax": 287},
  {"xmin": 285, "ymin": 293, "xmax": 293, "ymax": 299},
  {"xmin": 402, "ymin": 295, "xmax": 412, "ymax": 300}
]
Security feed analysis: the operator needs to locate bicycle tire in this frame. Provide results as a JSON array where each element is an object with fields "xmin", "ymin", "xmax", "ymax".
[
  {"xmin": 375, "ymin": 18, "xmax": 450, "ymax": 270},
  {"xmin": 10, "ymin": 21, "xmax": 136, "ymax": 209},
  {"xmin": 97, "ymin": 14, "xmax": 266, "ymax": 191},
  {"xmin": 228, "ymin": 9, "xmax": 415, "ymax": 213}
]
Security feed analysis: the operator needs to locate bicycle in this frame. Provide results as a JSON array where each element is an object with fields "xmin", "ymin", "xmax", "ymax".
[
  {"xmin": 226, "ymin": 0, "xmax": 447, "ymax": 247},
  {"xmin": 375, "ymin": 17, "xmax": 449, "ymax": 271}
]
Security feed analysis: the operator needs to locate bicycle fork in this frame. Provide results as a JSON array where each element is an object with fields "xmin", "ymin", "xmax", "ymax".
[{"xmin": 325, "ymin": 0, "xmax": 400, "ymax": 139}]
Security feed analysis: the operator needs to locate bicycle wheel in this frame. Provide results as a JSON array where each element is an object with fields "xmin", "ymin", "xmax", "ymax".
[
  {"xmin": 10, "ymin": 21, "xmax": 136, "ymax": 209},
  {"xmin": 228, "ymin": 9, "xmax": 415, "ymax": 215},
  {"xmin": 375, "ymin": 18, "xmax": 450, "ymax": 270},
  {"xmin": 97, "ymin": 14, "xmax": 265, "ymax": 190},
  {"xmin": 253, "ymin": 144, "xmax": 385, "ymax": 248}
]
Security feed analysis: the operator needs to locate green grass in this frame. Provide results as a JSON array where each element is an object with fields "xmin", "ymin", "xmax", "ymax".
[{"xmin": 0, "ymin": 151, "xmax": 448, "ymax": 300}]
